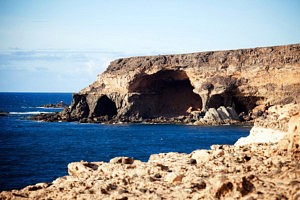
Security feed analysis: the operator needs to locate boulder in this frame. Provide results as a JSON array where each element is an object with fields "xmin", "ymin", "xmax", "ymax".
[
  {"xmin": 109, "ymin": 157, "xmax": 134, "ymax": 164},
  {"xmin": 190, "ymin": 150, "xmax": 210, "ymax": 164}
]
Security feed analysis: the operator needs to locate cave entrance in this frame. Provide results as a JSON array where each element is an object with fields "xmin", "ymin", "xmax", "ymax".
[
  {"xmin": 233, "ymin": 96, "xmax": 264, "ymax": 114},
  {"xmin": 128, "ymin": 70, "xmax": 202, "ymax": 118},
  {"xmin": 207, "ymin": 94, "xmax": 225, "ymax": 109},
  {"xmin": 207, "ymin": 94, "xmax": 263, "ymax": 115},
  {"xmin": 93, "ymin": 95, "xmax": 117, "ymax": 118}
]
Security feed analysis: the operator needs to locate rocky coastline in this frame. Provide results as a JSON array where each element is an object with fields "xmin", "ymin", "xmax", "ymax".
[
  {"xmin": 2, "ymin": 44, "xmax": 300, "ymax": 199},
  {"xmin": 1, "ymin": 106, "xmax": 299, "ymax": 199},
  {"xmin": 30, "ymin": 44, "xmax": 300, "ymax": 126}
]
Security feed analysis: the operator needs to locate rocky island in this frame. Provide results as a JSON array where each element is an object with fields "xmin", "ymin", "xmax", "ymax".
[{"xmin": 2, "ymin": 44, "xmax": 300, "ymax": 199}]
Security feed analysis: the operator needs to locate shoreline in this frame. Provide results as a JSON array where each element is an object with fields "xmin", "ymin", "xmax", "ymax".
[{"xmin": 1, "ymin": 104, "xmax": 299, "ymax": 199}]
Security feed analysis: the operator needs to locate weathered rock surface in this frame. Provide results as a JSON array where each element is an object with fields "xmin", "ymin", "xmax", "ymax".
[
  {"xmin": 1, "ymin": 113, "xmax": 299, "ymax": 199},
  {"xmin": 235, "ymin": 103, "xmax": 300, "ymax": 145},
  {"xmin": 31, "ymin": 44, "xmax": 300, "ymax": 125}
]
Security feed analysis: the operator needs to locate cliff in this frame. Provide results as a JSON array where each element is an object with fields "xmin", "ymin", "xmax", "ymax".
[{"xmin": 32, "ymin": 44, "xmax": 300, "ymax": 125}]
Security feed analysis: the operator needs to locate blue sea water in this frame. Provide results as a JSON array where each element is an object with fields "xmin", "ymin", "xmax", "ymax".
[{"xmin": 0, "ymin": 93, "xmax": 251, "ymax": 191}]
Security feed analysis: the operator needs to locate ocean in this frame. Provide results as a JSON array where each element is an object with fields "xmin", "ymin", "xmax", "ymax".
[{"xmin": 0, "ymin": 93, "xmax": 250, "ymax": 191}]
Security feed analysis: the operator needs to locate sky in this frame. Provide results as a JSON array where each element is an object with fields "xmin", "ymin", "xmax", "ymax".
[{"xmin": 0, "ymin": 0, "xmax": 299, "ymax": 92}]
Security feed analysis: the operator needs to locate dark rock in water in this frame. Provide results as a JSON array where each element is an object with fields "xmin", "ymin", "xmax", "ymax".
[
  {"xmin": 0, "ymin": 111, "xmax": 9, "ymax": 116},
  {"xmin": 42, "ymin": 101, "xmax": 68, "ymax": 108},
  {"xmin": 29, "ymin": 112, "xmax": 62, "ymax": 122}
]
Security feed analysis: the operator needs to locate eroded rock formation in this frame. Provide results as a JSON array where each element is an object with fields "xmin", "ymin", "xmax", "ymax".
[{"xmin": 31, "ymin": 44, "xmax": 300, "ymax": 124}]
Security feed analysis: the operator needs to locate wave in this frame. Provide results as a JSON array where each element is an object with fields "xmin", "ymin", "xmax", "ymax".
[
  {"xmin": 35, "ymin": 107, "xmax": 64, "ymax": 109},
  {"xmin": 9, "ymin": 111, "xmax": 53, "ymax": 115}
]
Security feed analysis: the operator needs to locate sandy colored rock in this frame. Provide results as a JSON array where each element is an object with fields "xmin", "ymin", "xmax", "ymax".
[
  {"xmin": 190, "ymin": 149, "xmax": 210, "ymax": 164},
  {"xmin": 110, "ymin": 157, "xmax": 135, "ymax": 164},
  {"xmin": 31, "ymin": 44, "xmax": 300, "ymax": 126},
  {"xmin": 165, "ymin": 173, "xmax": 184, "ymax": 183},
  {"xmin": 235, "ymin": 103, "xmax": 300, "ymax": 146}
]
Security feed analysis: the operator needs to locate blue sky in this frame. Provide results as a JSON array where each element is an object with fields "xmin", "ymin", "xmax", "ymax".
[{"xmin": 0, "ymin": 0, "xmax": 299, "ymax": 92}]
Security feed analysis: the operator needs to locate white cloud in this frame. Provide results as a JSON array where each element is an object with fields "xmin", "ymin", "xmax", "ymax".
[{"xmin": 0, "ymin": 50, "xmax": 125, "ymax": 92}]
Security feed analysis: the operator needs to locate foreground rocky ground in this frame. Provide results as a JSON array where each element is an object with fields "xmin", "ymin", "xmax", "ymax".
[{"xmin": 1, "ymin": 105, "xmax": 299, "ymax": 199}]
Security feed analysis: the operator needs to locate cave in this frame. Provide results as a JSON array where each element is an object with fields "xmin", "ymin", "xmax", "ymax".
[
  {"xmin": 128, "ymin": 70, "xmax": 202, "ymax": 118},
  {"xmin": 93, "ymin": 95, "xmax": 117, "ymax": 118},
  {"xmin": 205, "ymin": 92, "xmax": 264, "ymax": 116},
  {"xmin": 207, "ymin": 94, "xmax": 225, "ymax": 109},
  {"xmin": 232, "ymin": 96, "xmax": 264, "ymax": 114}
]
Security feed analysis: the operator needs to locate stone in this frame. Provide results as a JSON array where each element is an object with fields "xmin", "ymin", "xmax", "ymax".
[
  {"xmin": 217, "ymin": 106, "xmax": 231, "ymax": 121},
  {"xmin": 203, "ymin": 108, "xmax": 221, "ymax": 122},
  {"xmin": 191, "ymin": 150, "xmax": 210, "ymax": 164},
  {"xmin": 109, "ymin": 157, "xmax": 134, "ymax": 164},
  {"xmin": 165, "ymin": 173, "xmax": 184, "ymax": 183},
  {"xmin": 226, "ymin": 107, "xmax": 239, "ymax": 120},
  {"xmin": 212, "ymin": 149, "xmax": 224, "ymax": 158}
]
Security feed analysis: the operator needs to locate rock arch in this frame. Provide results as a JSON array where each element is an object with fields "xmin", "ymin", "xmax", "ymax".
[{"xmin": 128, "ymin": 70, "xmax": 202, "ymax": 118}]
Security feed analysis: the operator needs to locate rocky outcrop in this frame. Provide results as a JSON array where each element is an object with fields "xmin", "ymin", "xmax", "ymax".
[
  {"xmin": 1, "ymin": 113, "xmax": 299, "ymax": 199},
  {"xmin": 41, "ymin": 101, "xmax": 68, "ymax": 108},
  {"xmin": 32, "ymin": 44, "xmax": 300, "ymax": 125},
  {"xmin": 235, "ymin": 103, "xmax": 300, "ymax": 145}
]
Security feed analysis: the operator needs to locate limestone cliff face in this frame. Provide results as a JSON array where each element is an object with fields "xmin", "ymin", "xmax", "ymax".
[{"xmin": 45, "ymin": 44, "xmax": 300, "ymax": 124}]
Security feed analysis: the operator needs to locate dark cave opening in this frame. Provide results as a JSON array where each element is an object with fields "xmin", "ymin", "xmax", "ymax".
[
  {"xmin": 207, "ymin": 93, "xmax": 263, "ymax": 116},
  {"xmin": 207, "ymin": 94, "xmax": 225, "ymax": 109},
  {"xmin": 233, "ymin": 96, "xmax": 264, "ymax": 114},
  {"xmin": 128, "ymin": 70, "xmax": 202, "ymax": 118},
  {"xmin": 93, "ymin": 95, "xmax": 117, "ymax": 118}
]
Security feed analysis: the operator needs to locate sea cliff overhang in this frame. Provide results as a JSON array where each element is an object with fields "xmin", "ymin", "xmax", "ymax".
[{"xmin": 31, "ymin": 44, "xmax": 300, "ymax": 124}]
